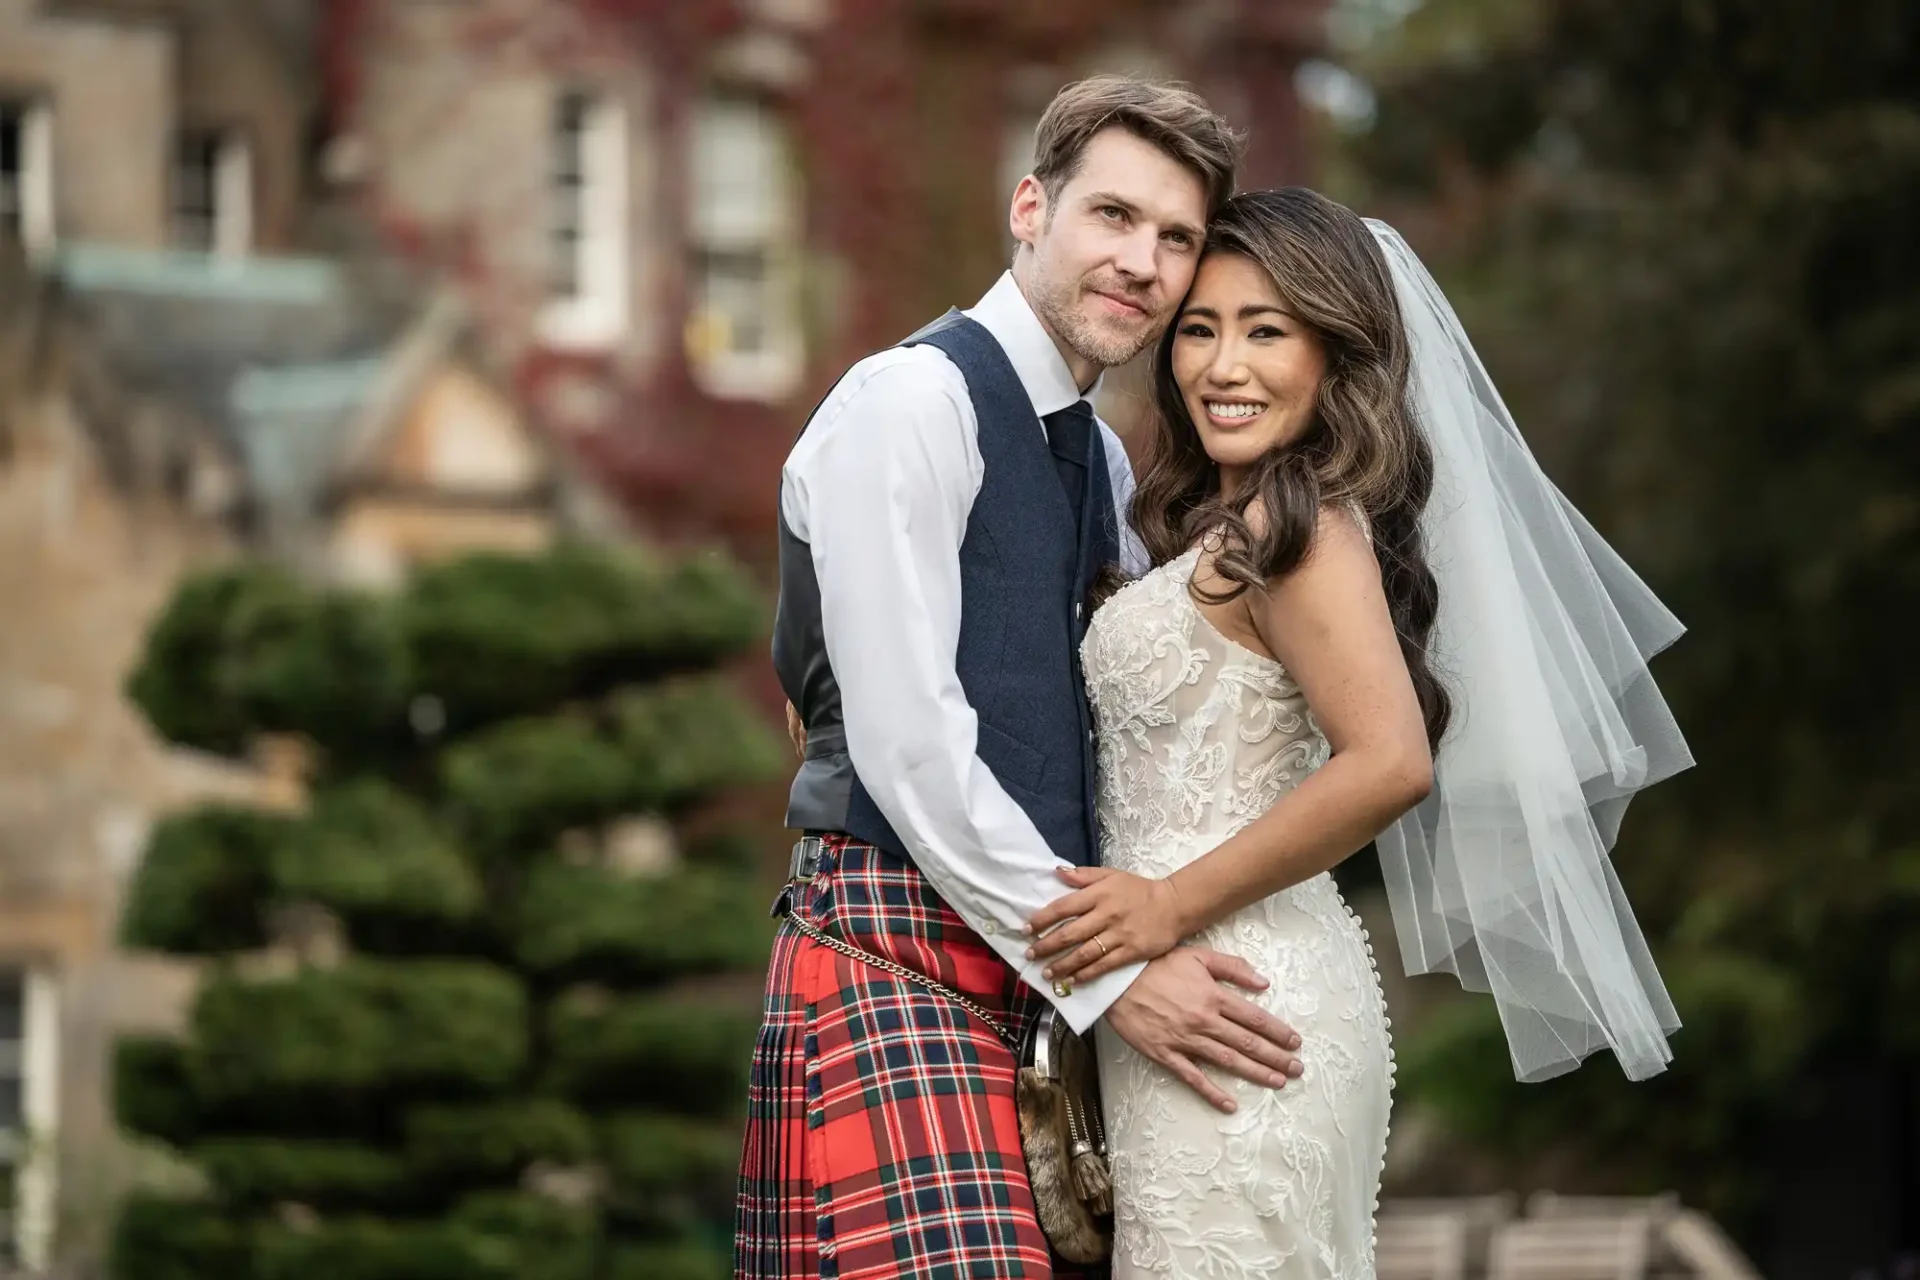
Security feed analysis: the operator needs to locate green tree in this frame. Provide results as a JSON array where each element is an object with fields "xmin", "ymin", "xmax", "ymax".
[
  {"xmin": 109, "ymin": 545, "xmax": 786, "ymax": 1280},
  {"xmin": 1339, "ymin": 0, "xmax": 1920, "ymax": 1231}
]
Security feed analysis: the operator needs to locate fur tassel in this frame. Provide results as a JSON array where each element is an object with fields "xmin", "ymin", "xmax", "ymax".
[
  {"xmin": 1071, "ymin": 1148, "xmax": 1112, "ymax": 1216},
  {"xmin": 1018, "ymin": 1067, "xmax": 1113, "ymax": 1263}
]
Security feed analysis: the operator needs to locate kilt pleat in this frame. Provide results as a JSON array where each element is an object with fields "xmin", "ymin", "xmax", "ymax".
[{"xmin": 735, "ymin": 835, "xmax": 1097, "ymax": 1279}]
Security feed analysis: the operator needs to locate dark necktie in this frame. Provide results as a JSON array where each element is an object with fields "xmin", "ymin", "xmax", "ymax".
[{"xmin": 1043, "ymin": 400, "xmax": 1096, "ymax": 540}]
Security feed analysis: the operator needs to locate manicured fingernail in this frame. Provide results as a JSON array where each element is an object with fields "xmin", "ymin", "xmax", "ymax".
[
  {"xmin": 1288, "ymin": 1061, "xmax": 1305, "ymax": 1078},
  {"xmin": 1042, "ymin": 967, "xmax": 1054, "ymax": 979},
  {"xmin": 1223, "ymin": 1101, "xmax": 1237, "ymax": 1113},
  {"xmin": 1025, "ymin": 947, "xmax": 1036, "ymax": 959},
  {"xmin": 1287, "ymin": 1035, "xmax": 1301, "ymax": 1050},
  {"xmin": 1270, "ymin": 1073, "xmax": 1286, "ymax": 1087}
]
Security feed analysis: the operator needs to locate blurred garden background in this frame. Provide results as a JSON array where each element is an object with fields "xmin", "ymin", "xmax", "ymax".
[{"xmin": 0, "ymin": 0, "xmax": 1914, "ymax": 1277}]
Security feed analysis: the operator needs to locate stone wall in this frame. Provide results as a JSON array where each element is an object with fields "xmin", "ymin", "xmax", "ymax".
[
  {"xmin": 0, "ymin": 335, "xmax": 266, "ymax": 1265},
  {"xmin": 328, "ymin": 0, "xmax": 1332, "ymax": 561},
  {"xmin": 0, "ymin": 0, "xmax": 173, "ymax": 248},
  {"xmin": 0, "ymin": 0, "xmax": 316, "ymax": 254}
]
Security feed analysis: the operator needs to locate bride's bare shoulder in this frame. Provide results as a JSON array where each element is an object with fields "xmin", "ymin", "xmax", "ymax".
[{"xmin": 1238, "ymin": 495, "xmax": 1372, "ymax": 569}]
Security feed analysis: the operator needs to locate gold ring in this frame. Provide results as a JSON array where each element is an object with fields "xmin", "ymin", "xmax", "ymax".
[{"xmin": 1093, "ymin": 935, "xmax": 1110, "ymax": 958}]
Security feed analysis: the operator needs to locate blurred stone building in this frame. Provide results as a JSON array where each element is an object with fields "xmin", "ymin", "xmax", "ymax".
[
  {"xmin": 2, "ymin": 0, "xmax": 1329, "ymax": 1269},
  {"xmin": 0, "ymin": 1, "xmax": 612, "ymax": 1269},
  {"xmin": 320, "ymin": 0, "xmax": 1332, "ymax": 559}
]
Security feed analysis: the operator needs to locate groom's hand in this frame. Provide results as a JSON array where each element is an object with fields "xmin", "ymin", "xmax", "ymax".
[{"xmin": 1103, "ymin": 947, "xmax": 1304, "ymax": 1114}]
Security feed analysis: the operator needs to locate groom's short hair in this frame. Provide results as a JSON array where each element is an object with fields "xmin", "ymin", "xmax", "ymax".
[{"xmin": 1031, "ymin": 75, "xmax": 1242, "ymax": 220}]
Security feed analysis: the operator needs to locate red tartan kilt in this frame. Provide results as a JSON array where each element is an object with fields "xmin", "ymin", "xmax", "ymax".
[{"xmin": 735, "ymin": 835, "xmax": 1095, "ymax": 1279}]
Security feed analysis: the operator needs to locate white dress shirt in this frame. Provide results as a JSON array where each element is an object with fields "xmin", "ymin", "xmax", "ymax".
[{"xmin": 779, "ymin": 271, "xmax": 1150, "ymax": 1032}]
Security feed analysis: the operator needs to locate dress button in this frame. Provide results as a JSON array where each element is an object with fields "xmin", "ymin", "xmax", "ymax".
[
  {"xmin": 1052, "ymin": 980, "xmax": 1074, "ymax": 998},
  {"xmin": 982, "ymin": 920, "xmax": 997, "ymax": 935}
]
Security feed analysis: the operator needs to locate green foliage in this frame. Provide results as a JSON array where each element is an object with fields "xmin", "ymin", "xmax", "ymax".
[
  {"xmin": 125, "ymin": 566, "xmax": 293, "ymax": 756},
  {"xmin": 610, "ymin": 676, "xmax": 789, "ymax": 809},
  {"xmin": 440, "ymin": 715, "xmax": 637, "ymax": 857},
  {"xmin": 446, "ymin": 1192, "xmax": 598, "ymax": 1280},
  {"xmin": 241, "ymin": 1196, "xmax": 602, "ymax": 1280},
  {"xmin": 189, "ymin": 960, "xmax": 527, "ymax": 1102},
  {"xmin": 113, "ymin": 541, "xmax": 776, "ymax": 1277},
  {"xmin": 252, "ymin": 1218, "xmax": 478, "ymax": 1280},
  {"xmin": 126, "ymin": 545, "xmax": 770, "ymax": 763},
  {"xmin": 604, "ymin": 1242, "xmax": 732, "ymax": 1280},
  {"xmin": 515, "ymin": 862, "xmax": 774, "ymax": 982},
  {"xmin": 681, "ymin": 825, "xmax": 779, "ymax": 871},
  {"xmin": 398, "ymin": 546, "xmax": 764, "ymax": 733},
  {"xmin": 441, "ymin": 677, "xmax": 787, "ymax": 857},
  {"xmin": 403, "ymin": 1099, "xmax": 595, "ymax": 1182},
  {"xmin": 120, "ymin": 806, "xmax": 291, "ymax": 954},
  {"xmin": 109, "ymin": 1194, "xmax": 253, "ymax": 1280},
  {"xmin": 545, "ymin": 992, "xmax": 758, "ymax": 1113},
  {"xmin": 114, "ymin": 1036, "xmax": 200, "ymax": 1148},
  {"xmin": 275, "ymin": 780, "xmax": 484, "ymax": 934},
  {"xmin": 127, "ymin": 564, "xmax": 407, "ymax": 758},
  {"xmin": 194, "ymin": 1138, "xmax": 414, "ymax": 1209},
  {"xmin": 1347, "ymin": 0, "xmax": 1920, "ymax": 1229},
  {"xmin": 598, "ymin": 1113, "xmax": 740, "ymax": 1218},
  {"xmin": 1399, "ymin": 947, "xmax": 1808, "ymax": 1207}
]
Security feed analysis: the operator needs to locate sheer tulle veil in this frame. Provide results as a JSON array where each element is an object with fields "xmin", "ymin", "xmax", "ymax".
[{"xmin": 1365, "ymin": 220, "xmax": 1693, "ymax": 1082}]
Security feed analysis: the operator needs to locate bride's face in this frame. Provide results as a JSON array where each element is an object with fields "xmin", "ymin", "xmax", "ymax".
[{"xmin": 1170, "ymin": 252, "xmax": 1328, "ymax": 490}]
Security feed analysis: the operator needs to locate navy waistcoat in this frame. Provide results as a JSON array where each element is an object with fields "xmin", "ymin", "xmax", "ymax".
[{"xmin": 773, "ymin": 310, "xmax": 1119, "ymax": 868}]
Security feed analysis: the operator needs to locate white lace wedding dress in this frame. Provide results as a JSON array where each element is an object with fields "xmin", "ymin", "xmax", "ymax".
[{"xmin": 1083, "ymin": 545, "xmax": 1395, "ymax": 1279}]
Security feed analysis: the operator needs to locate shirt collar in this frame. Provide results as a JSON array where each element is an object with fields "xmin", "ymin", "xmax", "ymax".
[{"xmin": 963, "ymin": 271, "xmax": 1103, "ymax": 418}]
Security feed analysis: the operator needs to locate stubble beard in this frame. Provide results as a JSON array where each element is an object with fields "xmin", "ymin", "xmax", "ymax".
[{"xmin": 1026, "ymin": 264, "xmax": 1163, "ymax": 371}]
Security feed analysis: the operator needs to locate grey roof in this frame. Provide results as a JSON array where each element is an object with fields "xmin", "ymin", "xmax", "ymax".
[
  {"xmin": 54, "ymin": 242, "xmax": 408, "ymax": 440},
  {"xmin": 50, "ymin": 241, "xmax": 417, "ymax": 552},
  {"xmin": 43, "ymin": 241, "xmax": 617, "ymax": 560}
]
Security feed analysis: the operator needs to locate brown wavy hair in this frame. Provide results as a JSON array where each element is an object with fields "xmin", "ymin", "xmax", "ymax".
[{"xmin": 1129, "ymin": 187, "xmax": 1452, "ymax": 750}]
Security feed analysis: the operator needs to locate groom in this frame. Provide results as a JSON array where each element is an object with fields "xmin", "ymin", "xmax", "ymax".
[{"xmin": 738, "ymin": 75, "xmax": 1303, "ymax": 1280}]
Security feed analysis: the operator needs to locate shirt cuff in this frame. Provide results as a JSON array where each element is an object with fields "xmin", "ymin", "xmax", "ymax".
[{"xmin": 962, "ymin": 904, "xmax": 1145, "ymax": 1035}]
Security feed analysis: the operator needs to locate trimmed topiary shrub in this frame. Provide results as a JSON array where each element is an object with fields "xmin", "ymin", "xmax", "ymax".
[{"xmin": 110, "ymin": 544, "xmax": 782, "ymax": 1278}]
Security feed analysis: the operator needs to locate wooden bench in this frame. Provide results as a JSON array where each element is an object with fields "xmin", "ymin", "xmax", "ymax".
[
  {"xmin": 1382, "ymin": 1190, "xmax": 1763, "ymax": 1280},
  {"xmin": 1487, "ymin": 1213, "xmax": 1658, "ymax": 1280},
  {"xmin": 1490, "ymin": 1191, "xmax": 1765, "ymax": 1280},
  {"xmin": 1378, "ymin": 1194, "xmax": 1519, "ymax": 1280},
  {"xmin": 1378, "ymin": 1211, "xmax": 1471, "ymax": 1280}
]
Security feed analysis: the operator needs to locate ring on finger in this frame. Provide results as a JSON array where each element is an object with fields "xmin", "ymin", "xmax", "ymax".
[{"xmin": 1093, "ymin": 935, "xmax": 1109, "ymax": 959}]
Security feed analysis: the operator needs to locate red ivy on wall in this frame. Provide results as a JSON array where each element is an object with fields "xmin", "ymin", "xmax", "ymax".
[{"xmin": 323, "ymin": 0, "xmax": 1325, "ymax": 566}]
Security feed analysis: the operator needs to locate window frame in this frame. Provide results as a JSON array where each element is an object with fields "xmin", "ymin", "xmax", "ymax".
[
  {"xmin": 537, "ymin": 86, "xmax": 631, "ymax": 351},
  {"xmin": 0, "ymin": 92, "xmax": 56, "ymax": 260},
  {"xmin": 0, "ymin": 966, "xmax": 58, "ymax": 1272},
  {"xmin": 171, "ymin": 124, "xmax": 253, "ymax": 257},
  {"xmin": 683, "ymin": 91, "xmax": 805, "ymax": 402}
]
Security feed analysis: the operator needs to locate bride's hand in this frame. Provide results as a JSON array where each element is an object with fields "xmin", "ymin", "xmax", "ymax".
[{"xmin": 1024, "ymin": 867, "xmax": 1191, "ymax": 984}]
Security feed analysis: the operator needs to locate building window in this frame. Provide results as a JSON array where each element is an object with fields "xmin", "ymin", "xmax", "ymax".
[
  {"xmin": 0, "ymin": 968, "xmax": 56, "ymax": 1271},
  {"xmin": 539, "ymin": 88, "xmax": 629, "ymax": 349},
  {"xmin": 685, "ymin": 95, "xmax": 801, "ymax": 401},
  {"xmin": 0, "ymin": 97, "xmax": 55, "ymax": 259},
  {"xmin": 549, "ymin": 91, "xmax": 590, "ymax": 299},
  {"xmin": 173, "ymin": 127, "xmax": 252, "ymax": 256}
]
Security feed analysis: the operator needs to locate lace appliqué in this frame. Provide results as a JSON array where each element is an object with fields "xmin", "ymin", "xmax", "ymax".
[{"xmin": 1083, "ymin": 548, "xmax": 1396, "ymax": 1279}]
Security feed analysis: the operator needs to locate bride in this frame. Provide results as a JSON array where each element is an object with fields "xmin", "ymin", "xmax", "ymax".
[{"xmin": 1023, "ymin": 188, "xmax": 1692, "ymax": 1277}]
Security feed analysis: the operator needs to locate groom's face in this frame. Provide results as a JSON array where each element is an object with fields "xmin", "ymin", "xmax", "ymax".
[{"xmin": 1012, "ymin": 127, "xmax": 1209, "ymax": 370}]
